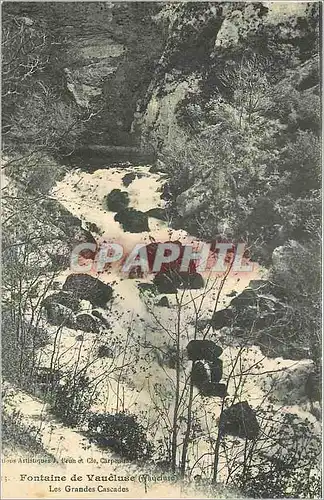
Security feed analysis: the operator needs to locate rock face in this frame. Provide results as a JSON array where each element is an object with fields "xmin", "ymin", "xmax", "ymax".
[
  {"xmin": 134, "ymin": 3, "xmax": 308, "ymax": 151},
  {"xmin": 220, "ymin": 401, "xmax": 259, "ymax": 440},
  {"xmin": 50, "ymin": 2, "xmax": 165, "ymax": 146},
  {"xmin": 305, "ymin": 370, "xmax": 321, "ymax": 403},
  {"xmin": 3, "ymin": 2, "xmax": 313, "ymax": 152},
  {"xmin": 213, "ymin": 278, "xmax": 315, "ymax": 361},
  {"xmin": 63, "ymin": 274, "xmax": 113, "ymax": 307},
  {"xmin": 4, "ymin": 2, "xmax": 165, "ymax": 148}
]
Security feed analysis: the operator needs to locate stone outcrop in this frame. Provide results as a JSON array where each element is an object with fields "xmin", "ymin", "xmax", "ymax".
[
  {"xmin": 220, "ymin": 401, "xmax": 260, "ymax": 440},
  {"xmin": 63, "ymin": 274, "xmax": 113, "ymax": 308}
]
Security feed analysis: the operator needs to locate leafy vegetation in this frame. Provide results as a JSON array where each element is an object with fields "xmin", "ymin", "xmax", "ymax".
[{"xmin": 87, "ymin": 412, "xmax": 154, "ymax": 461}]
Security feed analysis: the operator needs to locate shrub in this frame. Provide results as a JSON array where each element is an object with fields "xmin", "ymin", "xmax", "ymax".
[
  {"xmin": 49, "ymin": 373, "xmax": 94, "ymax": 428},
  {"xmin": 2, "ymin": 408, "xmax": 50, "ymax": 456},
  {"xmin": 87, "ymin": 412, "xmax": 154, "ymax": 461}
]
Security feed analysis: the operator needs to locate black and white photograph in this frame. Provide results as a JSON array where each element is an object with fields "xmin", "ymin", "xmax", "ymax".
[{"xmin": 1, "ymin": 1, "xmax": 322, "ymax": 498}]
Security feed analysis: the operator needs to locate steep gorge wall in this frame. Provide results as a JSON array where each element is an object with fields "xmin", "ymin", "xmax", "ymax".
[
  {"xmin": 133, "ymin": 2, "xmax": 311, "ymax": 151},
  {"xmin": 4, "ymin": 2, "xmax": 165, "ymax": 147},
  {"xmin": 4, "ymin": 2, "xmax": 314, "ymax": 152}
]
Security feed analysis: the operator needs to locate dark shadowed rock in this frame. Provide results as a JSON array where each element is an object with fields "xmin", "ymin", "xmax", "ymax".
[
  {"xmin": 192, "ymin": 358, "xmax": 223, "ymax": 385},
  {"xmin": 106, "ymin": 189, "xmax": 129, "ymax": 212},
  {"xmin": 210, "ymin": 359, "xmax": 223, "ymax": 383},
  {"xmin": 248, "ymin": 280, "xmax": 272, "ymax": 292},
  {"xmin": 157, "ymin": 296, "xmax": 170, "ymax": 307},
  {"xmin": 114, "ymin": 208, "xmax": 149, "ymax": 232},
  {"xmin": 122, "ymin": 172, "xmax": 136, "ymax": 187},
  {"xmin": 305, "ymin": 370, "xmax": 321, "ymax": 402},
  {"xmin": 200, "ymin": 382, "xmax": 227, "ymax": 398},
  {"xmin": 187, "ymin": 339, "xmax": 223, "ymax": 362},
  {"xmin": 211, "ymin": 308, "xmax": 234, "ymax": 330},
  {"xmin": 97, "ymin": 345, "xmax": 114, "ymax": 358},
  {"xmin": 179, "ymin": 272, "xmax": 204, "ymax": 289},
  {"xmin": 92, "ymin": 310, "xmax": 111, "ymax": 328},
  {"xmin": 191, "ymin": 360, "xmax": 211, "ymax": 387},
  {"xmin": 42, "ymin": 301, "xmax": 75, "ymax": 327},
  {"xmin": 43, "ymin": 291, "xmax": 81, "ymax": 312},
  {"xmin": 146, "ymin": 207, "xmax": 167, "ymax": 221},
  {"xmin": 75, "ymin": 313, "xmax": 101, "ymax": 333},
  {"xmin": 230, "ymin": 289, "xmax": 256, "ymax": 308},
  {"xmin": 220, "ymin": 401, "xmax": 259, "ymax": 440},
  {"xmin": 62, "ymin": 274, "xmax": 113, "ymax": 307},
  {"xmin": 153, "ymin": 271, "xmax": 180, "ymax": 294}
]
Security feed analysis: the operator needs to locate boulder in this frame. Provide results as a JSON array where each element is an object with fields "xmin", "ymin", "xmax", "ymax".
[
  {"xmin": 97, "ymin": 345, "xmax": 114, "ymax": 358},
  {"xmin": 191, "ymin": 360, "xmax": 211, "ymax": 387},
  {"xmin": 248, "ymin": 280, "xmax": 272, "ymax": 292},
  {"xmin": 179, "ymin": 272, "xmax": 204, "ymax": 289},
  {"xmin": 187, "ymin": 339, "xmax": 223, "ymax": 362},
  {"xmin": 75, "ymin": 313, "xmax": 101, "ymax": 333},
  {"xmin": 42, "ymin": 301, "xmax": 75, "ymax": 328},
  {"xmin": 211, "ymin": 308, "xmax": 234, "ymax": 330},
  {"xmin": 156, "ymin": 296, "xmax": 170, "ymax": 307},
  {"xmin": 114, "ymin": 208, "xmax": 149, "ymax": 232},
  {"xmin": 191, "ymin": 358, "xmax": 223, "ymax": 390},
  {"xmin": 62, "ymin": 274, "xmax": 113, "ymax": 307},
  {"xmin": 220, "ymin": 401, "xmax": 259, "ymax": 440},
  {"xmin": 146, "ymin": 208, "xmax": 167, "ymax": 221},
  {"xmin": 122, "ymin": 172, "xmax": 136, "ymax": 187},
  {"xmin": 210, "ymin": 359, "xmax": 223, "ymax": 383},
  {"xmin": 43, "ymin": 291, "xmax": 80, "ymax": 312},
  {"xmin": 228, "ymin": 287, "xmax": 288, "ymax": 333},
  {"xmin": 200, "ymin": 382, "xmax": 227, "ymax": 398},
  {"xmin": 73, "ymin": 228, "xmax": 97, "ymax": 259},
  {"xmin": 92, "ymin": 310, "xmax": 111, "ymax": 328},
  {"xmin": 143, "ymin": 241, "xmax": 198, "ymax": 275},
  {"xmin": 106, "ymin": 189, "xmax": 129, "ymax": 212},
  {"xmin": 153, "ymin": 271, "xmax": 180, "ymax": 294},
  {"xmin": 230, "ymin": 289, "xmax": 257, "ymax": 309}
]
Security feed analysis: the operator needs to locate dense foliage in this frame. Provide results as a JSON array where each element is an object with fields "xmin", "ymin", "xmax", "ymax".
[
  {"xmin": 162, "ymin": 4, "xmax": 320, "ymax": 264},
  {"xmin": 87, "ymin": 412, "xmax": 154, "ymax": 461}
]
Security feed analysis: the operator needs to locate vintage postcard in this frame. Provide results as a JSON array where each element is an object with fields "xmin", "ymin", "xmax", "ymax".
[{"xmin": 1, "ymin": 1, "xmax": 322, "ymax": 499}]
